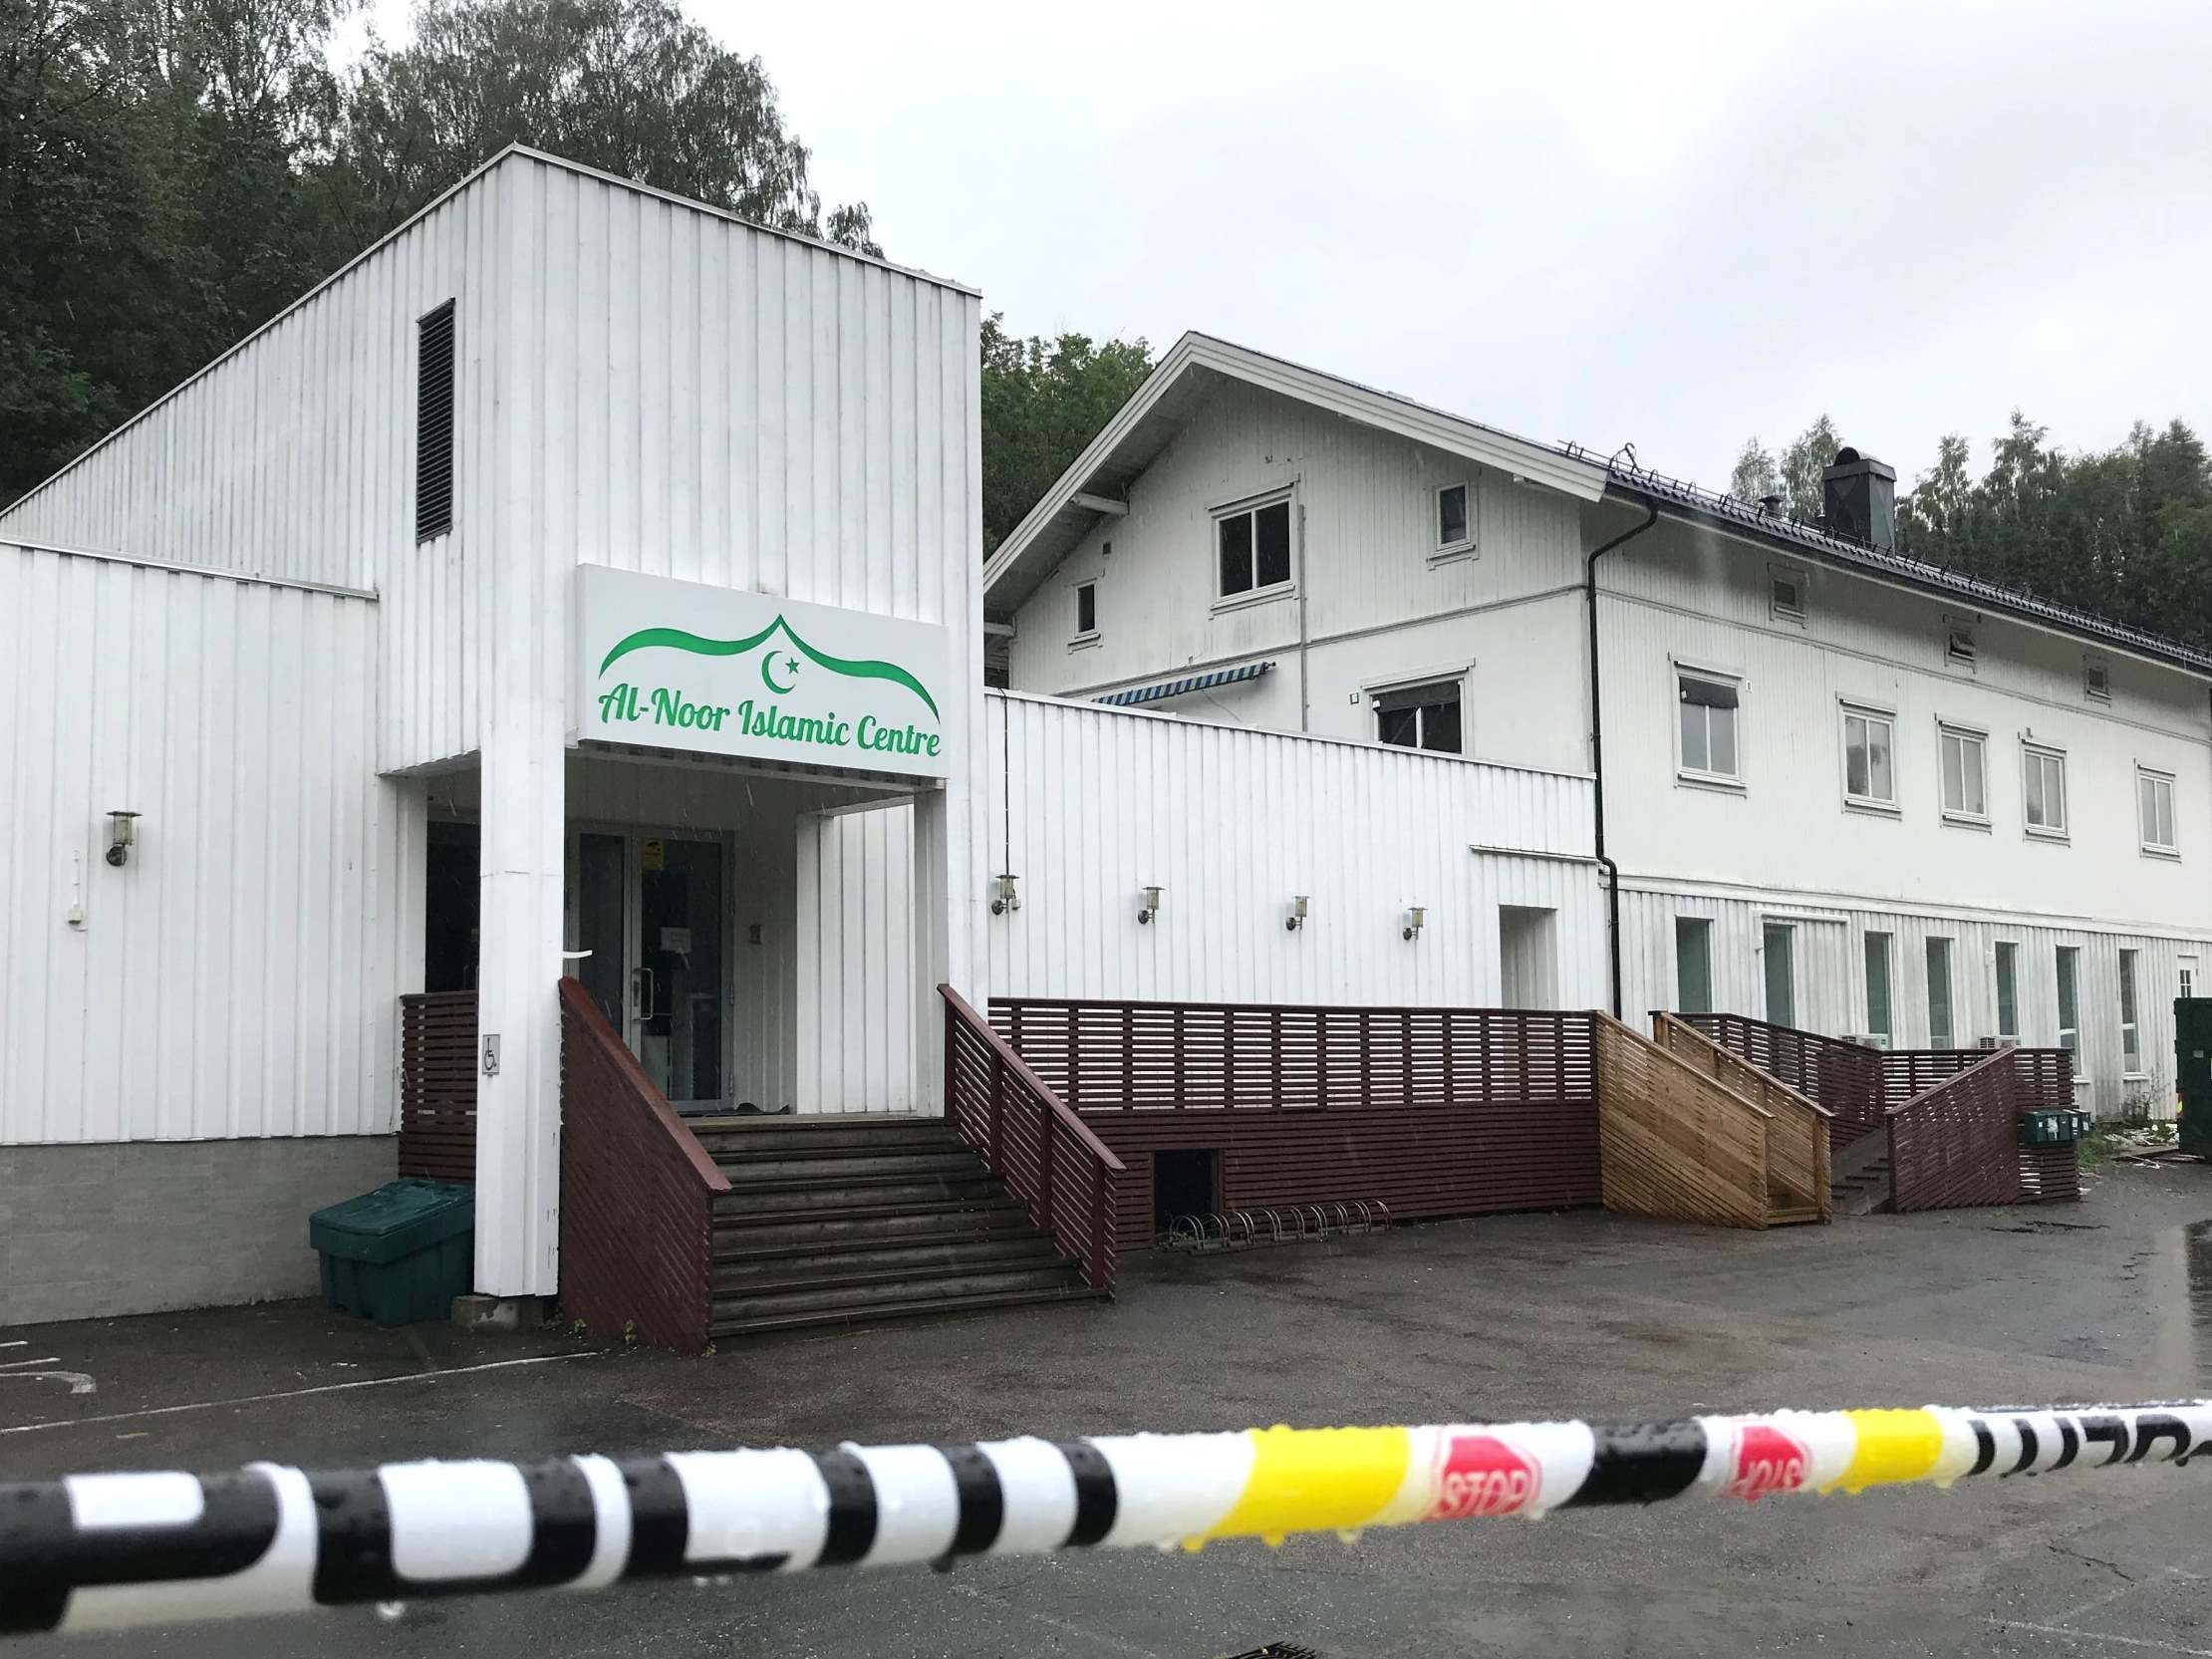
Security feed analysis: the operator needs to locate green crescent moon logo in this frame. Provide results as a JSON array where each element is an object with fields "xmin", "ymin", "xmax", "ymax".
[{"xmin": 761, "ymin": 654, "xmax": 797, "ymax": 694}]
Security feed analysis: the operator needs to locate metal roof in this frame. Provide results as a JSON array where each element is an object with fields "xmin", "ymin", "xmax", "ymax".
[
  {"xmin": 1096, "ymin": 661, "xmax": 1273, "ymax": 706},
  {"xmin": 1581, "ymin": 450, "xmax": 2212, "ymax": 676}
]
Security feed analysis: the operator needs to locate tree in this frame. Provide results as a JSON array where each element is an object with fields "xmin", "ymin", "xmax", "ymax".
[
  {"xmin": 979, "ymin": 316, "xmax": 1153, "ymax": 554},
  {"xmin": 324, "ymin": 0, "xmax": 875, "ymax": 253},
  {"xmin": 1778, "ymin": 414, "xmax": 1839, "ymax": 523},
  {"xmin": 1729, "ymin": 437, "xmax": 1779, "ymax": 505}
]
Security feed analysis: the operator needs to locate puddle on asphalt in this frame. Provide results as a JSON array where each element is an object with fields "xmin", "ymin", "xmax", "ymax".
[{"xmin": 2150, "ymin": 1220, "xmax": 2212, "ymax": 1383}]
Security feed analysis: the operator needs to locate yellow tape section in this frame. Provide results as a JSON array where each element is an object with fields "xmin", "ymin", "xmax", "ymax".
[
  {"xmin": 1830, "ymin": 1410, "xmax": 1946, "ymax": 1495},
  {"xmin": 1202, "ymin": 1426, "xmax": 1413, "ymax": 1542}
]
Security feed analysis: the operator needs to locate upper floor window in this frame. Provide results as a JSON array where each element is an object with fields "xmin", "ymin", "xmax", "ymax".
[
  {"xmin": 1944, "ymin": 621, "xmax": 1978, "ymax": 670},
  {"xmin": 1374, "ymin": 679, "xmax": 1463, "ymax": 754},
  {"xmin": 1770, "ymin": 566, "xmax": 1806, "ymax": 625},
  {"xmin": 2139, "ymin": 766, "xmax": 2177, "ymax": 855},
  {"xmin": 1070, "ymin": 580, "xmax": 1099, "ymax": 645},
  {"xmin": 2023, "ymin": 743, "xmax": 2068, "ymax": 839},
  {"xmin": 1215, "ymin": 492, "xmax": 1293, "ymax": 602},
  {"xmin": 2084, "ymin": 658, "xmax": 2111, "ymax": 702},
  {"xmin": 1840, "ymin": 703, "xmax": 1896, "ymax": 809},
  {"xmin": 1434, "ymin": 482, "xmax": 1472, "ymax": 556},
  {"xmin": 1939, "ymin": 723, "xmax": 1988, "ymax": 823},
  {"xmin": 1677, "ymin": 669, "xmax": 1741, "ymax": 784}
]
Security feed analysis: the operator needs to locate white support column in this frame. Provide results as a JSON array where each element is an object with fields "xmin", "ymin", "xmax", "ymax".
[{"xmin": 912, "ymin": 787, "xmax": 952, "ymax": 1117}]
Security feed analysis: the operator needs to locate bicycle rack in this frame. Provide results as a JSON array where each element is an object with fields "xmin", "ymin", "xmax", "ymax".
[{"xmin": 1159, "ymin": 1199, "xmax": 1392, "ymax": 1252}]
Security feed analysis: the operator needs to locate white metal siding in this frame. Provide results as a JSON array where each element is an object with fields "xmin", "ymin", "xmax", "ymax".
[
  {"xmin": 796, "ymin": 806, "xmax": 919, "ymax": 1113},
  {"xmin": 0, "ymin": 543, "xmax": 406, "ymax": 1144},
  {"xmin": 984, "ymin": 691, "xmax": 1602, "ymax": 1006}
]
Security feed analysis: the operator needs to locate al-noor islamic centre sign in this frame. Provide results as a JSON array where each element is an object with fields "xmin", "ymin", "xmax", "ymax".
[{"xmin": 573, "ymin": 565, "xmax": 953, "ymax": 778}]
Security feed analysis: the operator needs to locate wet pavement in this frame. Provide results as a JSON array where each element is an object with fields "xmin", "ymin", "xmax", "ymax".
[{"xmin": 6, "ymin": 1161, "xmax": 2212, "ymax": 1657}]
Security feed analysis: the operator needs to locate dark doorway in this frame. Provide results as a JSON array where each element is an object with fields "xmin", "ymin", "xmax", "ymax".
[
  {"xmin": 424, "ymin": 820, "xmax": 480, "ymax": 992},
  {"xmin": 1154, "ymin": 1148, "xmax": 1220, "ymax": 1231}
]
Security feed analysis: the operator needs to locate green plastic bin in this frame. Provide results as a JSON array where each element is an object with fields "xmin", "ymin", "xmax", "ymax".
[
  {"xmin": 310, "ymin": 1180, "xmax": 474, "ymax": 1326},
  {"xmin": 2019, "ymin": 1108, "xmax": 2091, "ymax": 1147}
]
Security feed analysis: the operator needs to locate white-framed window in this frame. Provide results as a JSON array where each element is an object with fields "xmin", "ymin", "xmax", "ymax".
[
  {"xmin": 1764, "ymin": 922, "xmax": 1797, "ymax": 1027},
  {"xmin": 1214, "ymin": 490, "xmax": 1294, "ymax": 604},
  {"xmin": 2023, "ymin": 743, "xmax": 2069, "ymax": 839},
  {"xmin": 1770, "ymin": 565, "xmax": 1806, "ymax": 624},
  {"xmin": 1676, "ymin": 917, "xmax": 1714, "ymax": 1015},
  {"xmin": 2182, "ymin": 958, "xmax": 2198, "ymax": 1003},
  {"xmin": 1994, "ymin": 942, "xmax": 2021, "ymax": 1043},
  {"xmin": 2084, "ymin": 658, "xmax": 2111, "ymax": 702},
  {"xmin": 2139, "ymin": 766, "xmax": 2177, "ymax": 856},
  {"xmin": 2056, "ymin": 946, "xmax": 2081, "ymax": 1077},
  {"xmin": 1840, "ymin": 703, "xmax": 1896, "ymax": 809},
  {"xmin": 1864, "ymin": 932, "xmax": 1894, "ymax": 1047},
  {"xmin": 2119, "ymin": 948, "xmax": 2143, "ymax": 1076},
  {"xmin": 1676, "ymin": 667, "xmax": 1742, "ymax": 786},
  {"xmin": 1433, "ymin": 481, "xmax": 1473, "ymax": 557},
  {"xmin": 1939, "ymin": 723, "xmax": 1988, "ymax": 824},
  {"xmin": 1070, "ymin": 579, "xmax": 1099, "ymax": 646},
  {"xmin": 1373, "ymin": 678, "xmax": 1464, "ymax": 754},
  {"xmin": 1945, "ymin": 619, "xmax": 1978, "ymax": 670},
  {"xmin": 1927, "ymin": 937, "xmax": 1955, "ymax": 1049}
]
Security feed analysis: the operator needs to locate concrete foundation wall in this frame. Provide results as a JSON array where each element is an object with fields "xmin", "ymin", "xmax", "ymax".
[{"xmin": 0, "ymin": 1136, "xmax": 396, "ymax": 1326}]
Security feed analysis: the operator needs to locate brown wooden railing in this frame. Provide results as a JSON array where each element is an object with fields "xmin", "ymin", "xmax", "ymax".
[
  {"xmin": 1593, "ymin": 1013, "xmax": 1773, "ymax": 1229},
  {"xmin": 1888, "ymin": 1049, "xmax": 2024, "ymax": 1213},
  {"xmin": 1651, "ymin": 1013, "xmax": 1831, "ymax": 1222},
  {"xmin": 1673, "ymin": 1012, "xmax": 1885, "ymax": 1148},
  {"xmin": 399, "ymin": 990, "xmax": 478, "ymax": 1182},
  {"xmin": 558, "ymin": 977, "xmax": 729, "ymax": 1350},
  {"xmin": 942, "ymin": 986, "xmax": 1124, "ymax": 1290}
]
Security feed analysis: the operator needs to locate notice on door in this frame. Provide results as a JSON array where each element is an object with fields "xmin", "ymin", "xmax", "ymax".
[{"xmin": 573, "ymin": 566, "xmax": 954, "ymax": 778}]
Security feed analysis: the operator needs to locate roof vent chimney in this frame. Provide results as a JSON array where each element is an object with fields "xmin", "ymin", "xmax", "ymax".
[
  {"xmin": 1821, "ymin": 446, "xmax": 1897, "ymax": 551},
  {"xmin": 1757, "ymin": 492, "xmax": 1785, "ymax": 518}
]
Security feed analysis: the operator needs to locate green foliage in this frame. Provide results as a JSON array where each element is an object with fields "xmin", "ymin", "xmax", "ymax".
[
  {"xmin": 1728, "ymin": 437, "xmax": 1779, "ymax": 504},
  {"xmin": 979, "ymin": 316, "xmax": 1153, "ymax": 555}
]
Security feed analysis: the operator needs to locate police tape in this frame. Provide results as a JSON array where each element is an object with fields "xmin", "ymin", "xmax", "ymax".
[{"xmin": 5, "ymin": 1400, "xmax": 2209, "ymax": 1636}]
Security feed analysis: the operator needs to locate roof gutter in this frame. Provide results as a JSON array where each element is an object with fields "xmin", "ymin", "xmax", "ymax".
[{"xmin": 1586, "ymin": 499, "xmax": 1660, "ymax": 1020}]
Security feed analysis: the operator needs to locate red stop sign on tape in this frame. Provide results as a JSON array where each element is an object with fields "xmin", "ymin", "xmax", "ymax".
[
  {"xmin": 1724, "ymin": 1424, "xmax": 1810, "ymax": 1502},
  {"xmin": 1432, "ymin": 1433, "xmax": 1541, "ymax": 1519}
]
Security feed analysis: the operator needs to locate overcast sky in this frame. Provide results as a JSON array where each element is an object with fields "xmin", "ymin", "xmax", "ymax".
[{"xmin": 348, "ymin": 0, "xmax": 2212, "ymax": 492}]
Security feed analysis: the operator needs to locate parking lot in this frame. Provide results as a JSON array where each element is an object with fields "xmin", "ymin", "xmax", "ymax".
[{"xmin": 7, "ymin": 1160, "xmax": 2212, "ymax": 1658}]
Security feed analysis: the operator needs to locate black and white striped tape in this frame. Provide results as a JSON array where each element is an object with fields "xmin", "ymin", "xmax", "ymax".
[{"xmin": 4, "ymin": 1402, "xmax": 2208, "ymax": 1636}]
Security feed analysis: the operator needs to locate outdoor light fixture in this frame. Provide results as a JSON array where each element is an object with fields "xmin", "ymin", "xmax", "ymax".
[
  {"xmin": 105, "ymin": 810, "xmax": 140, "ymax": 867},
  {"xmin": 1402, "ymin": 905, "xmax": 1427, "ymax": 942},
  {"xmin": 991, "ymin": 873, "xmax": 1022, "ymax": 916},
  {"xmin": 1286, "ymin": 895, "xmax": 1309, "ymax": 932},
  {"xmin": 1138, "ymin": 885, "xmax": 1164, "ymax": 926}
]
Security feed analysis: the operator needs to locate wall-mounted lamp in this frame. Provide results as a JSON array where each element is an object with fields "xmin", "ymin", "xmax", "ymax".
[
  {"xmin": 991, "ymin": 873, "xmax": 1022, "ymax": 916},
  {"xmin": 1285, "ymin": 895, "xmax": 1309, "ymax": 933},
  {"xmin": 105, "ymin": 810, "xmax": 141, "ymax": 867},
  {"xmin": 1138, "ymin": 885, "xmax": 1164, "ymax": 926},
  {"xmin": 1402, "ymin": 905, "xmax": 1427, "ymax": 942}
]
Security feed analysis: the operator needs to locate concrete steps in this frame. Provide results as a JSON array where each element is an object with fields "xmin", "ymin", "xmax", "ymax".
[{"xmin": 1830, "ymin": 1130, "xmax": 1894, "ymax": 1217}]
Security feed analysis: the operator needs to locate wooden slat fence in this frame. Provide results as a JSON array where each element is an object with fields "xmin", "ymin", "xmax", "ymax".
[
  {"xmin": 1887, "ymin": 1050, "xmax": 2025, "ymax": 1213},
  {"xmin": 990, "ymin": 996, "xmax": 1601, "ymax": 1250},
  {"xmin": 399, "ymin": 990, "xmax": 477, "ymax": 1182},
  {"xmin": 1593, "ymin": 1014, "xmax": 1771, "ymax": 1229},
  {"xmin": 1650, "ymin": 1014, "xmax": 1831, "ymax": 1222},
  {"xmin": 1672, "ymin": 1012, "xmax": 1885, "ymax": 1149},
  {"xmin": 557, "ymin": 977, "xmax": 728, "ymax": 1351}
]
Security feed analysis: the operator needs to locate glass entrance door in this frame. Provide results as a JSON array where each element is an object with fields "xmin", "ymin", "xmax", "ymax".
[{"xmin": 568, "ymin": 828, "xmax": 726, "ymax": 1110}]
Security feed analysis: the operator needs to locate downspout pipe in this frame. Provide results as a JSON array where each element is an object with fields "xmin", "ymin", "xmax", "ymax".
[{"xmin": 1586, "ymin": 497, "xmax": 1660, "ymax": 1020}]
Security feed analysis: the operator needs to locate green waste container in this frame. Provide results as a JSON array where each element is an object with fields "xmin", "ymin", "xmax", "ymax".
[
  {"xmin": 310, "ymin": 1180, "xmax": 474, "ymax": 1326},
  {"xmin": 2019, "ymin": 1108, "xmax": 2091, "ymax": 1147}
]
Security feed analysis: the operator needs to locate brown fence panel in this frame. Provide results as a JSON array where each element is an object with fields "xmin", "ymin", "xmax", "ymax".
[
  {"xmin": 557, "ymin": 978, "xmax": 726, "ymax": 1351},
  {"xmin": 1888, "ymin": 1050, "xmax": 2024, "ymax": 1213},
  {"xmin": 1651, "ymin": 1014, "xmax": 1830, "ymax": 1222},
  {"xmin": 1879, "ymin": 1050, "xmax": 1981, "ymax": 1112},
  {"xmin": 992, "ymin": 997, "xmax": 1600, "ymax": 1251},
  {"xmin": 1594, "ymin": 1015, "xmax": 1770, "ymax": 1229},
  {"xmin": 1676, "ymin": 1012, "xmax": 1883, "ymax": 1149},
  {"xmin": 399, "ymin": 991, "xmax": 477, "ymax": 1182},
  {"xmin": 2021, "ymin": 1142, "xmax": 2082, "ymax": 1204}
]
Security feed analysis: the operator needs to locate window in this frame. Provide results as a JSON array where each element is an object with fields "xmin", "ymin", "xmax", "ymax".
[
  {"xmin": 1373, "ymin": 679, "xmax": 1463, "ymax": 754},
  {"xmin": 1863, "ymin": 933, "xmax": 1893, "ymax": 1046},
  {"xmin": 1927, "ymin": 937, "xmax": 1954, "ymax": 1049},
  {"xmin": 1770, "ymin": 567, "xmax": 1805, "ymax": 624},
  {"xmin": 1678, "ymin": 670, "xmax": 1741, "ymax": 783},
  {"xmin": 1071, "ymin": 580, "xmax": 1098, "ymax": 642},
  {"xmin": 1216, "ymin": 494, "xmax": 1293, "ymax": 600},
  {"xmin": 1435, "ymin": 482, "xmax": 1471, "ymax": 554},
  {"xmin": 2139, "ymin": 767, "xmax": 2177, "ymax": 855},
  {"xmin": 1676, "ymin": 918, "xmax": 1714, "ymax": 1015},
  {"xmin": 2183, "ymin": 959, "xmax": 2198, "ymax": 1003},
  {"xmin": 1939, "ymin": 724, "xmax": 1988, "ymax": 822},
  {"xmin": 1764, "ymin": 923, "xmax": 1797, "ymax": 1028},
  {"xmin": 415, "ymin": 299, "xmax": 457, "ymax": 542},
  {"xmin": 2056, "ymin": 946, "xmax": 2081, "ymax": 1077},
  {"xmin": 2023, "ymin": 744, "xmax": 2068, "ymax": 837},
  {"xmin": 2120, "ymin": 948, "xmax": 2143, "ymax": 1075},
  {"xmin": 1945, "ymin": 623, "xmax": 1977, "ymax": 669},
  {"xmin": 1995, "ymin": 942, "xmax": 2020, "ymax": 1043},
  {"xmin": 1841, "ymin": 704, "xmax": 1896, "ymax": 808},
  {"xmin": 2085, "ymin": 659, "xmax": 2111, "ymax": 702}
]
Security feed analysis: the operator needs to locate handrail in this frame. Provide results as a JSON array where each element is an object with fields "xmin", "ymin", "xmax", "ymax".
[
  {"xmin": 557, "ymin": 977, "xmax": 730, "ymax": 1194},
  {"xmin": 994, "ymin": 991, "xmax": 1573, "ymax": 1019},
  {"xmin": 1595, "ymin": 1012, "xmax": 1775, "ymax": 1119},
  {"xmin": 1653, "ymin": 1012, "xmax": 1834, "ymax": 1121},
  {"xmin": 1886, "ymin": 1045, "xmax": 2015, "ymax": 1118},
  {"xmin": 941, "ymin": 984, "xmax": 1126, "ymax": 1173}
]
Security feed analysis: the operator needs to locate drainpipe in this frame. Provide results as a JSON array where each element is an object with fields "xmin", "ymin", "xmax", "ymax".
[{"xmin": 1586, "ymin": 498, "xmax": 1660, "ymax": 1020}]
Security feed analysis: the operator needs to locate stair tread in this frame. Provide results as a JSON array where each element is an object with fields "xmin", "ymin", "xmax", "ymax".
[
  {"xmin": 713, "ymin": 1249, "xmax": 1073, "ymax": 1296},
  {"xmin": 710, "ymin": 1284, "xmax": 1109, "ymax": 1338},
  {"xmin": 712, "ymin": 1262, "xmax": 1085, "ymax": 1317}
]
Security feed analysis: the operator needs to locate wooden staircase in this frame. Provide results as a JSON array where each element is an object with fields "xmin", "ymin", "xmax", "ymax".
[{"xmin": 694, "ymin": 1115, "xmax": 1106, "ymax": 1338}]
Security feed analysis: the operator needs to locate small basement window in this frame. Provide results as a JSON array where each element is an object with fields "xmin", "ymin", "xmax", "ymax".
[
  {"xmin": 1374, "ymin": 679, "xmax": 1463, "ymax": 754},
  {"xmin": 1072, "ymin": 579, "xmax": 1099, "ymax": 643},
  {"xmin": 415, "ymin": 299, "xmax": 456, "ymax": 542},
  {"xmin": 1154, "ymin": 1148, "xmax": 1219, "ymax": 1233},
  {"xmin": 1216, "ymin": 493, "xmax": 1293, "ymax": 600},
  {"xmin": 1435, "ymin": 481, "xmax": 1472, "ymax": 554}
]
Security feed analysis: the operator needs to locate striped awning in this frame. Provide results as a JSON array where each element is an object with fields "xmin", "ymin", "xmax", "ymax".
[{"xmin": 1096, "ymin": 661, "xmax": 1273, "ymax": 707}]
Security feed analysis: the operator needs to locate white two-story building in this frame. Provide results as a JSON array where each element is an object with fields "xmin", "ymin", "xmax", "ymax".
[{"xmin": 985, "ymin": 334, "xmax": 2212, "ymax": 1117}]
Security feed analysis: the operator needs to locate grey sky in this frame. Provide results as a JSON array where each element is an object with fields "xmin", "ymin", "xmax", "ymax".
[{"xmin": 345, "ymin": 0, "xmax": 2212, "ymax": 495}]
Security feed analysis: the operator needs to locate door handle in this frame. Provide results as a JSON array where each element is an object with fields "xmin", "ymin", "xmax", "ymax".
[{"xmin": 634, "ymin": 966, "xmax": 658, "ymax": 1020}]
